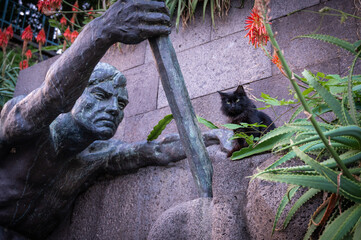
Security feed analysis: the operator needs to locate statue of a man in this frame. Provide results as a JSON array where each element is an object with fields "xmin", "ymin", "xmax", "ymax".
[{"xmin": 0, "ymin": 0, "xmax": 231, "ymax": 239}]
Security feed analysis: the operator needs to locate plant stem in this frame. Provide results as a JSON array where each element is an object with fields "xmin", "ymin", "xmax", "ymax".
[{"xmin": 263, "ymin": 18, "xmax": 356, "ymax": 181}]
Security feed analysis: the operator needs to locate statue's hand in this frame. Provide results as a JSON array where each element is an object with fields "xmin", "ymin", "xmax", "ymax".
[
  {"xmin": 101, "ymin": 0, "xmax": 171, "ymax": 44},
  {"xmin": 203, "ymin": 129, "xmax": 234, "ymax": 155}
]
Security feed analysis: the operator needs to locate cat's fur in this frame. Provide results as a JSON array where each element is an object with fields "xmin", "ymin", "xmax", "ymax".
[{"xmin": 218, "ymin": 85, "xmax": 276, "ymax": 152}]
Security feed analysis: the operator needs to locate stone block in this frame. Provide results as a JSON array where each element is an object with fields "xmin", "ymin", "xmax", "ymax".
[
  {"xmin": 15, "ymin": 55, "xmax": 59, "ymax": 96},
  {"xmin": 211, "ymin": 0, "xmax": 319, "ymax": 41},
  {"xmin": 123, "ymin": 62, "xmax": 160, "ymax": 117},
  {"xmin": 169, "ymin": 7, "xmax": 212, "ymax": 53},
  {"xmin": 121, "ymin": 106, "xmax": 177, "ymax": 142},
  {"xmin": 100, "ymin": 41, "xmax": 147, "ymax": 72},
  {"xmin": 61, "ymin": 157, "xmax": 198, "ymax": 240},
  {"xmin": 246, "ymin": 157, "xmax": 323, "ymax": 240},
  {"xmin": 270, "ymin": 0, "xmax": 320, "ymax": 20},
  {"xmin": 273, "ymin": 0, "xmax": 358, "ymax": 71},
  {"xmin": 157, "ymin": 32, "xmax": 272, "ymax": 108}
]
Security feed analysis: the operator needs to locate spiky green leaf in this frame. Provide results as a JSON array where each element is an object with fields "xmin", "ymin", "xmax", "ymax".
[
  {"xmin": 320, "ymin": 204, "xmax": 361, "ymax": 240},
  {"xmin": 147, "ymin": 114, "xmax": 174, "ymax": 141}
]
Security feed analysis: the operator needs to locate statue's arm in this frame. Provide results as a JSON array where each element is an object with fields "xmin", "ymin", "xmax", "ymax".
[
  {"xmin": 0, "ymin": 0, "xmax": 170, "ymax": 143},
  {"xmin": 81, "ymin": 129, "xmax": 233, "ymax": 175}
]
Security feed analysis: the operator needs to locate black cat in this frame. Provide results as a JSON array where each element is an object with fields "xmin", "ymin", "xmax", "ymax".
[{"xmin": 218, "ymin": 85, "xmax": 276, "ymax": 152}]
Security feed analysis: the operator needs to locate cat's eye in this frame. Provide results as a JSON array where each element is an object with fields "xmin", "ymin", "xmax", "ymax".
[
  {"xmin": 236, "ymin": 99, "xmax": 240, "ymax": 103},
  {"xmin": 226, "ymin": 101, "xmax": 231, "ymax": 104}
]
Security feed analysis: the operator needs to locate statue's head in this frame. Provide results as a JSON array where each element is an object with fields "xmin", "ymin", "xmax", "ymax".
[{"xmin": 71, "ymin": 62, "xmax": 128, "ymax": 140}]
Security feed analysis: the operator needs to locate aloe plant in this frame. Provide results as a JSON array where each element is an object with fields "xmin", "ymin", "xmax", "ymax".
[{"xmin": 236, "ymin": 3, "xmax": 361, "ymax": 239}]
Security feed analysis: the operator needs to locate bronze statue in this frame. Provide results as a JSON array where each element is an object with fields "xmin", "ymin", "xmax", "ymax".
[{"xmin": 0, "ymin": 0, "xmax": 232, "ymax": 239}]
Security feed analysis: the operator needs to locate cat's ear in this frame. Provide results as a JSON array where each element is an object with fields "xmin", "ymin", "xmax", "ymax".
[
  {"xmin": 235, "ymin": 85, "xmax": 246, "ymax": 95},
  {"xmin": 218, "ymin": 91, "xmax": 227, "ymax": 99}
]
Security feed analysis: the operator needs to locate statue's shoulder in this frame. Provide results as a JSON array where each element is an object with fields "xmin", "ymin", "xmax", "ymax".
[{"xmin": 0, "ymin": 95, "xmax": 26, "ymax": 119}]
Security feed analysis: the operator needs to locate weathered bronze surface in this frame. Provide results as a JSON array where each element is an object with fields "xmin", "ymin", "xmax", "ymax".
[
  {"xmin": 149, "ymin": 37, "xmax": 213, "ymax": 198},
  {"xmin": 0, "ymin": 0, "xmax": 231, "ymax": 238}
]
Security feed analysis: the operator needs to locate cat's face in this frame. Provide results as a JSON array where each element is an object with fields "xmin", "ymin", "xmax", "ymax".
[{"xmin": 218, "ymin": 86, "xmax": 250, "ymax": 116}]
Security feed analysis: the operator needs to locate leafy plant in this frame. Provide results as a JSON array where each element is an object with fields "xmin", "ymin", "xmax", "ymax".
[
  {"xmin": 238, "ymin": 2, "xmax": 361, "ymax": 239},
  {"xmin": 166, "ymin": 0, "xmax": 234, "ymax": 30},
  {"xmin": 0, "ymin": 51, "xmax": 19, "ymax": 108}
]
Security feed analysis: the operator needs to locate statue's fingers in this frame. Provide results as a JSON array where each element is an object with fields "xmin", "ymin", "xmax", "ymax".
[
  {"xmin": 139, "ymin": 24, "xmax": 171, "ymax": 38},
  {"xmin": 134, "ymin": 0, "xmax": 169, "ymax": 13},
  {"xmin": 140, "ymin": 12, "xmax": 170, "ymax": 25}
]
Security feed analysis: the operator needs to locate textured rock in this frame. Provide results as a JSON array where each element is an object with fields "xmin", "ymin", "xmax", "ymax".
[
  {"xmin": 147, "ymin": 198, "xmax": 213, "ymax": 240},
  {"xmin": 246, "ymin": 157, "xmax": 323, "ymax": 240},
  {"xmin": 157, "ymin": 32, "xmax": 272, "ymax": 108}
]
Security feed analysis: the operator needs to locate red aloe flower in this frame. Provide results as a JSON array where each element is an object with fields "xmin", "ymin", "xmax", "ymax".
[
  {"xmin": 0, "ymin": 30, "xmax": 9, "ymax": 49},
  {"xmin": 88, "ymin": 7, "xmax": 94, "ymax": 20},
  {"xmin": 25, "ymin": 49, "xmax": 32, "ymax": 60},
  {"xmin": 245, "ymin": 8, "xmax": 269, "ymax": 48},
  {"xmin": 71, "ymin": 30, "xmax": 79, "ymax": 43},
  {"xmin": 37, "ymin": 0, "xmax": 62, "ymax": 15},
  {"xmin": 36, "ymin": 28, "xmax": 46, "ymax": 45},
  {"xmin": 19, "ymin": 60, "xmax": 29, "ymax": 70},
  {"xmin": 21, "ymin": 25, "xmax": 33, "ymax": 55},
  {"xmin": 64, "ymin": 27, "xmax": 71, "ymax": 41},
  {"xmin": 60, "ymin": 16, "xmax": 67, "ymax": 27},
  {"xmin": 70, "ymin": 16, "xmax": 75, "ymax": 26},
  {"xmin": 5, "ymin": 25, "xmax": 13, "ymax": 39},
  {"xmin": 22, "ymin": 25, "xmax": 33, "ymax": 41},
  {"xmin": 72, "ymin": 1, "xmax": 79, "ymax": 12}
]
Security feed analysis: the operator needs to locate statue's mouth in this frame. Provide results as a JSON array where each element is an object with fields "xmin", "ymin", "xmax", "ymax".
[{"xmin": 96, "ymin": 118, "xmax": 116, "ymax": 129}]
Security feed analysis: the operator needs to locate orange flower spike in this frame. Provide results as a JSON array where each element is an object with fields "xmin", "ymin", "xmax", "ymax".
[
  {"xmin": 64, "ymin": 27, "xmax": 72, "ymax": 41},
  {"xmin": 36, "ymin": 28, "xmax": 46, "ymax": 45},
  {"xmin": 88, "ymin": 7, "xmax": 94, "ymax": 19},
  {"xmin": 25, "ymin": 49, "xmax": 32, "ymax": 60},
  {"xmin": 5, "ymin": 25, "xmax": 13, "ymax": 39},
  {"xmin": 72, "ymin": 1, "xmax": 79, "ymax": 12},
  {"xmin": 244, "ymin": 8, "xmax": 269, "ymax": 48},
  {"xmin": 0, "ymin": 30, "xmax": 8, "ymax": 49},
  {"xmin": 19, "ymin": 60, "xmax": 29, "ymax": 70},
  {"xmin": 21, "ymin": 25, "xmax": 33, "ymax": 55},
  {"xmin": 272, "ymin": 51, "xmax": 285, "ymax": 75},
  {"xmin": 71, "ymin": 30, "xmax": 79, "ymax": 43},
  {"xmin": 60, "ymin": 16, "xmax": 67, "ymax": 27},
  {"xmin": 22, "ymin": 25, "xmax": 33, "ymax": 41}
]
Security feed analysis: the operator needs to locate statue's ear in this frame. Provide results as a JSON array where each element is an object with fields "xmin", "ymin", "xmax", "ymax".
[
  {"xmin": 218, "ymin": 91, "xmax": 227, "ymax": 99},
  {"xmin": 235, "ymin": 85, "xmax": 246, "ymax": 95}
]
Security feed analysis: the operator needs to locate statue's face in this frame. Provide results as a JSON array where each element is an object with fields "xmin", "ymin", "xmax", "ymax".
[{"xmin": 71, "ymin": 68, "xmax": 128, "ymax": 140}]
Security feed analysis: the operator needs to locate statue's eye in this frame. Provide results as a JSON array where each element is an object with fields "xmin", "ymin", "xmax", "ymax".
[
  {"xmin": 118, "ymin": 101, "xmax": 126, "ymax": 110},
  {"xmin": 94, "ymin": 92, "xmax": 105, "ymax": 100}
]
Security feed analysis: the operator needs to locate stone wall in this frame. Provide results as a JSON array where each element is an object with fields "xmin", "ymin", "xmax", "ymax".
[{"xmin": 14, "ymin": 0, "xmax": 360, "ymax": 239}]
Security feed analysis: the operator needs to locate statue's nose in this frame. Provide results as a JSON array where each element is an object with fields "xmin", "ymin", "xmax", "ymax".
[{"xmin": 105, "ymin": 97, "xmax": 120, "ymax": 116}]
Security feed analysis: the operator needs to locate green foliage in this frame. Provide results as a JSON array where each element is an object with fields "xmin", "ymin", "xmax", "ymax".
[
  {"xmin": 147, "ymin": 114, "xmax": 174, "ymax": 141},
  {"xmin": 256, "ymin": 92, "xmax": 297, "ymax": 110},
  {"xmin": 236, "ymin": 6, "xmax": 361, "ymax": 239},
  {"xmin": 0, "ymin": 51, "xmax": 20, "ymax": 108},
  {"xmin": 165, "ymin": 0, "xmax": 232, "ymax": 30}
]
